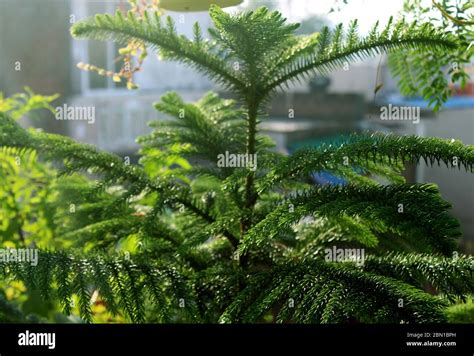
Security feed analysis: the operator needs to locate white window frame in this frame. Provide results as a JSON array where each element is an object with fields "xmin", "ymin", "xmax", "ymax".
[{"xmin": 70, "ymin": 0, "xmax": 127, "ymax": 95}]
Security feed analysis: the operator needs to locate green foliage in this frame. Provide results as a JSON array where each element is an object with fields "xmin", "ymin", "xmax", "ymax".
[
  {"xmin": 0, "ymin": 291, "xmax": 27, "ymax": 322},
  {"xmin": 219, "ymin": 260, "xmax": 448, "ymax": 323},
  {"xmin": 445, "ymin": 298, "xmax": 474, "ymax": 323},
  {"xmin": 0, "ymin": 6, "xmax": 472, "ymax": 324},
  {"xmin": 363, "ymin": 254, "xmax": 474, "ymax": 302},
  {"xmin": 71, "ymin": 6, "xmax": 455, "ymax": 104},
  {"xmin": 260, "ymin": 133, "xmax": 474, "ymax": 192},
  {"xmin": 240, "ymin": 184, "xmax": 462, "ymax": 256},
  {"xmin": 0, "ymin": 147, "xmax": 56, "ymax": 247},
  {"xmin": 0, "ymin": 87, "xmax": 58, "ymax": 120},
  {"xmin": 389, "ymin": 0, "xmax": 473, "ymax": 111}
]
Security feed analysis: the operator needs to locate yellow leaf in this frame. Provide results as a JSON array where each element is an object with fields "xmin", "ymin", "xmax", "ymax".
[{"xmin": 127, "ymin": 82, "xmax": 139, "ymax": 90}]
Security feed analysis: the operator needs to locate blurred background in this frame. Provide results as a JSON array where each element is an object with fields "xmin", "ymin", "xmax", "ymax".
[{"xmin": 0, "ymin": 0, "xmax": 473, "ymax": 251}]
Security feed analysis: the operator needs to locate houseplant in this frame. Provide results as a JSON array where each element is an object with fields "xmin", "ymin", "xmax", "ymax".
[{"xmin": 0, "ymin": 5, "xmax": 473, "ymax": 323}]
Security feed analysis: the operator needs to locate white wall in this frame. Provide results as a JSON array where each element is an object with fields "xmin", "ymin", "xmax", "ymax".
[{"xmin": 420, "ymin": 108, "xmax": 474, "ymax": 245}]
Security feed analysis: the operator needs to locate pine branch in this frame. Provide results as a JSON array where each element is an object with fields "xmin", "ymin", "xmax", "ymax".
[
  {"xmin": 221, "ymin": 260, "xmax": 448, "ymax": 323},
  {"xmin": 1, "ymin": 251, "xmax": 197, "ymax": 323},
  {"xmin": 207, "ymin": 5, "xmax": 299, "ymax": 88},
  {"xmin": 71, "ymin": 10, "xmax": 244, "ymax": 93},
  {"xmin": 63, "ymin": 217, "xmax": 142, "ymax": 247},
  {"xmin": 362, "ymin": 252, "xmax": 474, "ymax": 302},
  {"xmin": 0, "ymin": 112, "xmax": 240, "ymax": 248},
  {"xmin": 260, "ymin": 133, "xmax": 474, "ymax": 192},
  {"xmin": 138, "ymin": 91, "xmax": 247, "ymax": 168},
  {"xmin": 293, "ymin": 215, "xmax": 380, "ymax": 256},
  {"xmin": 240, "ymin": 184, "xmax": 460, "ymax": 256},
  {"xmin": 0, "ymin": 112, "xmax": 149, "ymax": 187},
  {"xmin": 263, "ymin": 18, "xmax": 457, "ymax": 97}
]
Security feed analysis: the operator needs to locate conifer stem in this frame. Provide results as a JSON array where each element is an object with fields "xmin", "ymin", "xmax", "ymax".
[{"xmin": 240, "ymin": 98, "xmax": 259, "ymax": 264}]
